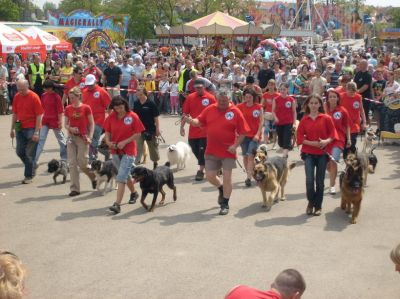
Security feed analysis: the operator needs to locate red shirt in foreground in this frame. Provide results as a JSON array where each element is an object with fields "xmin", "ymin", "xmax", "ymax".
[
  {"xmin": 262, "ymin": 92, "xmax": 280, "ymax": 112},
  {"xmin": 273, "ymin": 95, "xmax": 295, "ymax": 125},
  {"xmin": 65, "ymin": 104, "xmax": 92, "ymax": 135},
  {"xmin": 197, "ymin": 103, "xmax": 250, "ymax": 159},
  {"xmin": 82, "ymin": 85, "xmax": 111, "ymax": 127},
  {"xmin": 237, "ymin": 102, "xmax": 263, "ymax": 138},
  {"xmin": 340, "ymin": 92, "xmax": 362, "ymax": 133},
  {"xmin": 326, "ymin": 105, "xmax": 350, "ymax": 150},
  {"xmin": 103, "ymin": 111, "xmax": 145, "ymax": 156},
  {"xmin": 41, "ymin": 91, "xmax": 63, "ymax": 129},
  {"xmin": 182, "ymin": 91, "xmax": 216, "ymax": 139},
  {"xmin": 13, "ymin": 90, "xmax": 44, "ymax": 129},
  {"xmin": 225, "ymin": 285, "xmax": 281, "ymax": 299},
  {"xmin": 63, "ymin": 77, "xmax": 86, "ymax": 95},
  {"xmin": 297, "ymin": 113, "xmax": 338, "ymax": 155}
]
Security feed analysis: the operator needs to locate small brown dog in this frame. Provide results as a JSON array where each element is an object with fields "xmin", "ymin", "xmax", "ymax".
[{"xmin": 340, "ymin": 156, "xmax": 364, "ymax": 224}]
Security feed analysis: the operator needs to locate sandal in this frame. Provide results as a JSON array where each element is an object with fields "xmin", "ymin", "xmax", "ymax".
[
  {"xmin": 313, "ymin": 209, "xmax": 322, "ymax": 216},
  {"xmin": 306, "ymin": 203, "xmax": 313, "ymax": 215}
]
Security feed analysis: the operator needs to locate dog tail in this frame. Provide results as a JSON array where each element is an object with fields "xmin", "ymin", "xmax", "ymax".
[
  {"xmin": 165, "ymin": 162, "xmax": 171, "ymax": 167},
  {"xmin": 288, "ymin": 161, "xmax": 296, "ymax": 170}
]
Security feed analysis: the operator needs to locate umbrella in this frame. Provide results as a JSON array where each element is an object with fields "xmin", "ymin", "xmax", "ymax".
[
  {"xmin": 186, "ymin": 11, "xmax": 247, "ymax": 30},
  {"xmin": 21, "ymin": 26, "xmax": 72, "ymax": 52},
  {"xmin": 233, "ymin": 23, "xmax": 264, "ymax": 36},
  {"xmin": 169, "ymin": 24, "xmax": 198, "ymax": 37}
]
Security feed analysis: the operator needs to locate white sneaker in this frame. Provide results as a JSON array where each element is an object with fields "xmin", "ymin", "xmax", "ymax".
[{"xmin": 329, "ymin": 187, "xmax": 336, "ymax": 195}]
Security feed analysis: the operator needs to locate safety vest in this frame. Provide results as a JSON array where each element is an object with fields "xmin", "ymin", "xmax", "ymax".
[{"xmin": 30, "ymin": 63, "xmax": 44, "ymax": 86}]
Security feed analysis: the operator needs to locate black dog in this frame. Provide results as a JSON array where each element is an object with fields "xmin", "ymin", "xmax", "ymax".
[
  {"xmin": 368, "ymin": 146, "xmax": 378, "ymax": 174},
  {"xmin": 90, "ymin": 160, "xmax": 118, "ymax": 195},
  {"xmin": 131, "ymin": 165, "xmax": 177, "ymax": 212},
  {"xmin": 47, "ymin": 159, "xmax": 68, "ymax": 184}
]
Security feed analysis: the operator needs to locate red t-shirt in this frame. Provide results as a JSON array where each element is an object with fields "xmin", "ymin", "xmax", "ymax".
[
  {"xmin": 326, "ymin": 105, "xmax": 350, "ymax": 150},
  {"xmin": 84, "ymin": 66, "xmax": 101, "ymax": 82},
  {"xmin": 65, "ymin": 104, "xmax": 92, "ymax": 135},
  {"xmin": 13, "ymin": 90, "xmax": 44, "ymax": 129},
  {"xmin": 103, "ymin": 111, "xmax": 145, "ymax": 156},
  {"xmin": 63, "ymin": 77, "xmax": 86, "ymax": 95},
  {"xmin": 82, "ymin": 85, "xmax": 111, "ymax": 127},
  {"xmin": 183, "ymin": 91, "xmax": 216, "ymax": 139},
  {"xmin": 274, "ymin": 95, "xmax": 295, "ymax": 125},
  {"xmin": 297, "ymin": 113, "xmax": 338, "ymax": 155},
  {"xmin": 340, "ymin": 92, "xmax": 362, "ymax": 133},
  {"xmin": 262, "ymin": 92, "xmax": 280, "ymax": 112},
  {"xmin": 41, "ymin": 91, "xmax": 63, "ymax": 129},
  {"xmin": 237, "ymin": 103, "xmax": 263, "ymax": 138},
  {"xmin": 197, "ymin": 104, "xmax": 250, "ymax": 159},
  {"xmin": 225, "ymin": 286, "xmax": 281, "ymax": 299},
  {"xmin": 128, "ymin": 79, "xmax": 138, "ymax": 95}
]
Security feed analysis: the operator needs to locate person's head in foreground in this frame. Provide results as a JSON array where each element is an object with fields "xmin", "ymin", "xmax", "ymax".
[
  {"xmin": 390, "ymin": 243, "xmax": 400, "ymax": 273},
  {"xmin": 225, "ymin": 269, "xmax": 306, "ymax": 299},
  {"xmin": 0, "ymin": 250, "xmax": 26, "ymax": 299}
]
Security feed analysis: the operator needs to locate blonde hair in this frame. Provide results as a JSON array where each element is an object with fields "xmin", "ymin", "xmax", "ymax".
[
  {"xmin": 390, "ymin": 243, "xmax": 400, "ymax": 265},
  {"xmin": 0, "ymin": 251, "xmax": 26, "ymax": 299},
  {"xmin": 68, "ymin": 86, "xmax": 82, "ymax": 100}
]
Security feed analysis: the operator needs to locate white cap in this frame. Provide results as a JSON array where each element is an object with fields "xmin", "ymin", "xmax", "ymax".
[
  {"xmin": 85, "ymin": 74, "xmax": 96, "ymax": 85},
  {"xmin": 290, "ymin": 69, "xmax": 297, "ymax": 76},
  {"xmin": 108, "ymin": 58, "xmax": 115, "ymax": 63}
]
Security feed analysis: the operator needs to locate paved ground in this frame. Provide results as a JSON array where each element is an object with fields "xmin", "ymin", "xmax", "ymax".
[{"xmin": 1, "ymin": 114, "xmax": 399, "ymax": 299}]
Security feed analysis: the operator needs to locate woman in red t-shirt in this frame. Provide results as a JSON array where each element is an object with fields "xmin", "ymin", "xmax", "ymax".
[
  {"xmin": 261, "ymin": 79, "xmax": 279, "ymax": 146},
  {"xmin": 324, "ymin": 89, "xmax": 351, "ymax": 195},
  {"xmin": 237, "ymin": 88, "xmax": 263, "ymax": 187},
  {"xmin": 272, "ymin": 82, "xmax": 297, "ymax": 157},
  {"xmin": 64, "ymin": 86, "xmax": 96, "ymax": 197},
  {"xmin": 104, "ymin": 96, "xmax": 145, "ymax": 214},
  {"xmin": 297, "ymin": 94, "xmax": 337, "ymax": 216}
]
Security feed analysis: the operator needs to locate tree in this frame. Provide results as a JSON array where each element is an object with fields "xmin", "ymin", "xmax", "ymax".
[
  {"xmin": 390, "ymin": 7, "xmax": 400, "ymax": 28},
  {"xmin": 58, "ymin": 0, "xmax": 103, "ymax": 15},
  {"xmin": 0, "ymin": 0, "xmax": 20, "ymax": 21},
  {"xmin": 43, "ymin": 1, "xmax": 57, "ymax": 16}
]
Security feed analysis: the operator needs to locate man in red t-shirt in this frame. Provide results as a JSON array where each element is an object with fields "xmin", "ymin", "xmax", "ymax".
[
  {"xmin": 180, "ymin": 79, "xmax": 216, "ymax": 181},
  {"xmin": 225, "ymin": 269, "xmax": 306, "ymax": 299},
  {"xmin": 62, "ymin": 67, "xmax": 85, "ymax": 105},
  {"xmin": 10, "ymin": 79, "xmax": 44, "ymax": 183},
  {"xmin": 82, "ymin": 74, "xmax": 111, "ymax": 160},
  {"xmin": 185, "ymin": 90, "xmax": 250, "ymax": 215}
]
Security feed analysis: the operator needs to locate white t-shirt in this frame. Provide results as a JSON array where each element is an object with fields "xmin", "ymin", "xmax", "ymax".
[
  {"xmin": 158, "ymin": 80, "xmax": 170, "ymax": 93},
  {"xmin": 170, "ymin": 83, "xmax": 179, "ymax": 96}
]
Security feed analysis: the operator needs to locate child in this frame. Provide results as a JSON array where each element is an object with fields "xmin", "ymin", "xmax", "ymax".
[
  {"xmin": 231, "ymin": 82, "xmax": 243, "ymax": 105},
  {"xmin": 169, "ymin": 76, "xmax": 179, "ymax": 115},
  {"xmin": 0, "ymin": 77, "xmax": 8, "ymax": 115},
  {"xmin": 158, "ymin": 73, "xmax": 170, "ymax": 113},
  {"xmin": 128, "ymin": 72, "xmax": 139, "ymax": 110},
  {"xmin": 144, "ymin": 73, "xmax": 156, "ymax": 101}
]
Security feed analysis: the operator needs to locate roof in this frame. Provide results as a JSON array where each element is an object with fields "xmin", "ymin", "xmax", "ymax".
[{"xmin": 186, "ymin": 11, "xmax": 247, "ymax": 30}]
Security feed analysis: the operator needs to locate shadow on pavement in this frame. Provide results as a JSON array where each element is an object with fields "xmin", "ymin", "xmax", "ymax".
[
  {"xmin": 255, "ymin": 213, "xmax": 309, "ymax": 227},
  {"xmin": 2, "ymin": 163, "xmax": 22, "ymax": 169},
  {"xmin": 111, "ymin": 204, "xmax": 167, "ymax": 220},
  {"xmin": 235, "ymin": 202, "xmax": 266, "ymax": 219},
  {"xmin": 16, "ymin": 194, "xmax": 70, "ymax": 203},
  {"xmin": 324, "ymin": 207, "xmax": 351, "ymax": 232},
  {"xmin": 55, "ymin": 206, "xmax": 109, "ymax": 221},
  {"xmin": 0, "ymin": 180, "xmax": 22, "ymax": 189}
]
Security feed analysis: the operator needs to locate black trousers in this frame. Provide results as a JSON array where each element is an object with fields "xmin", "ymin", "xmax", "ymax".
[{"xmin": 188, "ymin": 138, "xmax": 207, "ymax": 166}]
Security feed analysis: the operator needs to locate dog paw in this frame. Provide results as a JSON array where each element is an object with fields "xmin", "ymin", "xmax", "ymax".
[
  {"xmin": 265, "ymin": 206, "xmax": 272, "ymax": 212},
  {"xmin": 340, "ymin": 204, "xmax": 346, "ymax": 210},
  {"xmin": 159, "ymin": 200, "xmax": 165, "ymax": 206},
  {"xmin": 262, "ymin": 204, "xmax": 267, "ymax": 208},
  {"xmin": 148, "ymin": 208, "xmax": 155, "ymax": 212},
  {"xmin": 280, "ymin": 197, "xmax": 286, "ymax": 201},
  {"xmin": 351, "ymin": 219, "xmax": 357, "ymax": 224}
]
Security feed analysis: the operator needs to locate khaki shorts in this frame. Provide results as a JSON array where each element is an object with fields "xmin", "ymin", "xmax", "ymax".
[{"xmin": 205, "ymin": 154, "xmax": 236, "ymax": 171}]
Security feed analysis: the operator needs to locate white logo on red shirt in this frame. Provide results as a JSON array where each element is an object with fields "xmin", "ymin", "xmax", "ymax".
[
  {"xmin": 93, "ymin": 91, "xmax": 100, "ymax": 98},
  {"xmin": 285, "ymin": 101, "xmax": 292, "ymax": 108},
  {"xmin": 225, "ymin": 111, "xmax": 234, "ymax": 120},
  {"xmin": 79, "ymin": 83, "xmax": 85, "ymax": 89},
  {"xmin": 253, "ymin": 109, "xmax": 260, "ymax": 118},
  {"xmin": 333, "ymin": 111, "xmax": 342, "ymax": 120},
  {"xmin": 353, "ymin": 101, "xmax": 360, "ymax": 109},
  {"xmin": 202, "ymin": 98, "xmax": 210, "ymax": 106},
  {"xmin": 124, "ymin": 116, "xmax": 133, "ymax": 125}
]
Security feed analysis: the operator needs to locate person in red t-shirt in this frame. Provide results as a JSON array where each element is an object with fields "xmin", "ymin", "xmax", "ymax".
[
  {"xmin": 64, "ymin": 86, "xmax": 96, "ymax": 197},
  {"xmin": 225, "ymin": 269, "xmax": 306, "ymax": 299},
  {"xmin": 128, "ymin": 72, "xmax": 139, "ymax": 109},
  {"xmin": 237, "ymin": 88, "xmax": 263, "ymax": 187},
  {"xmin": 104, "ymin": 96, "xmax": 145, "ymax": 214},
  {"xmin": 10, "ymin": 79, "xmax": 44, "ymax": 183},
  {"xmin": 272, "ymin": 82, "xmax": 297, "ymax": 157},
  {"xmin": 297, "ymin": 95, "xmax": 337, "ymax": 216},
  {"xmin": 82, "ymin": 74, "xmax": 111, "ymax": 161},
  {"xmin": 83, "ymin": 58, "xmax": 102, "ymax": 83},
  {"xmin": 185, "ymin": 90, "xmax": 250, "ymax": 215},
  {"xmin": 340, "ymin": 82, "xmax": 367, "ymax": 159},
  {"xmin": 35, "ymin": 80, "xmax": 67, "ymax": 164},
  {"xmin": 180, "ymin": 79, "xmax": 216, "ymax": 181},
  {"xmin": 62, "ymin": 67, "xmax": 85, "ymax": 106},
  {"xmin": 261, "ymin": 79, "xmax": 279, "ymax": 146},
  {"xmin": 324, "ymin": 89, "xmax": 351, "ymax": 195}
]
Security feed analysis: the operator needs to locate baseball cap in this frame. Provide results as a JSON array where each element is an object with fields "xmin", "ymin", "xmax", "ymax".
[
  {"xmin": 193, "ymin": 79, "xmax": 205, "ymax": 88},
  {"xmin": 85, "ymin": 74, "xmax": 96, "ymax": 85},
  {"xmin": 290, "ymin": 69, "xmax": 297, "ymax": 76}
]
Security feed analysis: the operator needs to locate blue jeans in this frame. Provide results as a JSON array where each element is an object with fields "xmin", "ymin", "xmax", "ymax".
[
  {"xmin": 304, "ymin": 153, "xmax": 328, "ymax": 210},
  {"xmin": 35, "ymin": 125, "xmax": 67, "ymax": 163},
  {"xmin": 90, "ymin": 125, "xmax": 103, "ymax": 161},
  {"xmin": 16, "ymin": 128, "xmax": 38, "ymax": 178},
  {"xmin": 128, "ymin": 94, "xmax": 137, "ymax": 110},
  {"xmin": 112, "ymin": 154, "xmax": 135, "ymax": 183}
]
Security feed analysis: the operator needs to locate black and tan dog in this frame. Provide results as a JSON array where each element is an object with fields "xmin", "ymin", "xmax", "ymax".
[
  {"xmin": 90, "ymin": 159, "xmax": 118, "ymax": 195},
  {"xmin": 47, "ymin": 159, "xmax": 68, "ymax": 184},
  {"xmin": 253, "ymin": 157, "xmax": 296, "ymax": 211},
  {"xmin": 253, "ymin": 144, "xmax": 269, "ymax": 164},
  {"xmin": 131, "ymin": 165, "xmax": 177, "ymax": 212},
  {"xmin": 347, "ymin": 152, "xmax": 369, "ymax": 187},
  {"xmin": 340, "ymin": 155, "xmax": 364, "ymax": 224}
]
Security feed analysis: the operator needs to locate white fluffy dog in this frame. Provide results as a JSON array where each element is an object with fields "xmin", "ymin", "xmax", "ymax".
[{"xmin": 167, "ymin": 141, "xmax": 191, "ymax": 170}]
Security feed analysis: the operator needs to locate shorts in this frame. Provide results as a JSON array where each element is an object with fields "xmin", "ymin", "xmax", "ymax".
[
  {"xmin": 263, "ymin": 119, "xmax": 276, "ymax": 135},
  {"xmin": 112, "ymin": 154, "xmax": 135, "ymax": 183},
  {"xmin": 205, "ymin": 154, "xmax": 236, "ymax": 171},
  {"xmin": 240, "ymin": 136, "xmax": 259, "ymax": 156},
  {"xmin": 330, "ymin": 146, "xmax": 342, "ymax": 162},
  {"xmin": 276, "ymin": 124, "xmax": 293, "ymax": 150}
]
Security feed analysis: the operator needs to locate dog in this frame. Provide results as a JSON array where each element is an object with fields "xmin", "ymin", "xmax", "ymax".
[
  {"xmin": 90, "ymin": 160, "xmax": 118, "ymax": 195},
  {"xmin": 340, "ymin": 156, "xmax": 364, "ymax": 224},
  {"xmin": 253, "ymin": 144, "xmax": 269, "ymax": 164},
  {"xmin": 361, "ymin": 127, "xmax": 377, "ymax": 153},
  {"xmin": 347, "ymin": 152, "xmax": 369, "ymax": 187},
  {"xmin": 166, "ymin": 141, "xmax": 191, "ymax": 170},
  {"xmin": 47, "ymin": 159, "xmax": 68, "ymax": 184},
  {"xmin": 131, "ymin": 165, "xmax": 177, "ymax": 212},
  {"xmin": 368, "ymin": 146, "xmax": 378, "ymax": 174},
  {"xmin": 253, "ymin": 156, "xmax": 296, "ymax": 211},
  {"xmin": 98, "ymin": 138, "xmax": 148, "ymax": 164}
]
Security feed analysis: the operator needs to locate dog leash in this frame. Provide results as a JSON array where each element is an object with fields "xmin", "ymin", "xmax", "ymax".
[
  {"xmin": 236, "ymin": 159, "xmax": 246, "ymax": 173},
  {"xmin": 175, "ymin": 113, "xmax": 189, "ymax": 126}
]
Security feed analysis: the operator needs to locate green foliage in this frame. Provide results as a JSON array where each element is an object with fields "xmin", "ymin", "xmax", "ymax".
[
  {"xmin": 390, "ymin": 7, "xmax": 400, "ymax": 28},
  {"xmin": 0, "ymin": 0, "xmax": 20, "ymax": 21},
  {"xmin": 58, "ymin": 0, "xmax": 103, "ymax": 15},
  {"xmin": 43, "ymin": 1, "xmax": 57, "ymax": 16}
]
